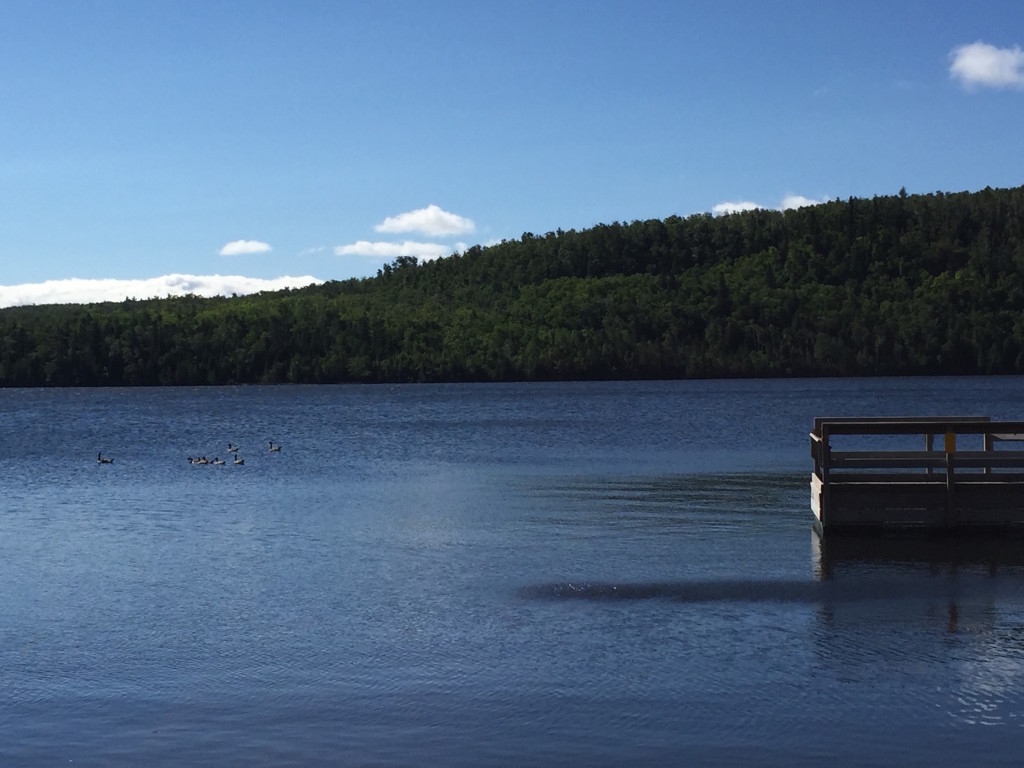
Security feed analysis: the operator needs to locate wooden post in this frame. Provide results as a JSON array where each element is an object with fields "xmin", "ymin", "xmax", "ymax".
[
  {"xmin": 820, "ymin": 425, "xmax": 831, "ymax": 528},
  {"xmin": 944, "ymin": 431, "xmax": 956, "ymax": 528}
]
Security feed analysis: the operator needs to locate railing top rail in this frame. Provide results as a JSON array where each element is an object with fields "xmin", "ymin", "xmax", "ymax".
[
  {"xmin": 811, "ymin": 416, "xmax": 1024, "ymax": 438},
  {"xmin": 812, "ymin": 416, "xmax": 990, "ymax": 434}
]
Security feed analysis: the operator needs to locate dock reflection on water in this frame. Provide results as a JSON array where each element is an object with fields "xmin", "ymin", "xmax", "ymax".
[
  {"xmin": 813, "ymin": 530, "xmax": 1024, "ymax": 580},
  {"xmin": 811, "ymin": 530, "xmax": 1024, "ymax": 632},
  {"xmin": 810, "ymin": 531, "xmax": 1024, "ymax": 729}
]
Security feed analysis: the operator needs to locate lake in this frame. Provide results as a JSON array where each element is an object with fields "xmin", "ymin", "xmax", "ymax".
[{"xmin": 2, "ymin": 377, "xmax": 1024, "ymax": 766}]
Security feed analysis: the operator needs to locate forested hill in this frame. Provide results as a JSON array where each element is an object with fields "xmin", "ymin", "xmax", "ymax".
[{"xmin": 3, "ymin": 185, "xmax": 1024, "ymax": 387}]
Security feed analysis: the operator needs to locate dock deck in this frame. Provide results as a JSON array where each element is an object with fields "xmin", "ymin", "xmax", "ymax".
[{"xmin": 810, "ymin": 416, "xmax": 1024, "ymax": 534}]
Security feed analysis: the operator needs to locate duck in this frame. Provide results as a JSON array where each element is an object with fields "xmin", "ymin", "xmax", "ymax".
[
  {"xmin": 269, "ymin": 441, "xmax": 282, "ymax": 452},
  {"xmin": 228, "ymin": 443, "xmax": 239, "ymax": 453},
  {"xmin": 233, "ymin": 455, "xmax": 245, "ymax": 465},
  {"xmin": 212, "ymin": 457, "xmax": 226, "ymax": 465},
  {"xmin": 97, "ymin": 452, "xmax": 114, "ymax": 464}
]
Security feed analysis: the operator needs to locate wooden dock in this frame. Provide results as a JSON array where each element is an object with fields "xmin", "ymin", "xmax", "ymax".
[{"xmin": 811, "ymin": 416, "xmax": 1024, "ymax": 534}]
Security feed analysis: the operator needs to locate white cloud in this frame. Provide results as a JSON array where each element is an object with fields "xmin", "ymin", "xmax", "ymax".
[
  {"xmin": 334, "ymin": 240, "xmax": 453, "ymax": 261},
  {"xmin": 375, "ymin": 204, "xmax": 475, "ymax": 236},
  {"xmin": 712, "ymin": 201, "xmax": 761, "ymax": 215},
  {"xmin": 781, "ymin": 194, "xmax": 824, "ymax": 210},
  {"xmin": 0, "ymin": 274, "xmax": 323, "ymax": 309},
  {"xmin": 220, "ymin": 239, "xmax": 273, "ymax": 256},
  {"xmin": 949, "ymin": 41, "xmax": 1024, "ymax": 89},
  {"xmin": 712, "ymin": 195, "xmax": 826, "ymax": 216}
]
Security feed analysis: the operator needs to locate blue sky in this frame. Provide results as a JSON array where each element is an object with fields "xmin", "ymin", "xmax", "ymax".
[{"xmin": 2, "ymin": 0, "xmax": 1023, "ymax": 307}]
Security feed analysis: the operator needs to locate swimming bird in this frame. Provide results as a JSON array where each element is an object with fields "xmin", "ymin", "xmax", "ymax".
[
  {"xmin": 233, "ymin": 455, "xmax": 245, "ymax": 465},
  {"xmin": 269, "ymin": 441, "xmax": 281, "ymax": 452},
  {"xmin": 228, "ymin": 443, "xmax": 239, "ymax": 453},
  {"xmin": 212, "ymin": 457, "xmax": 226, "ymax": 465},
  {"xmin": 97, "ymin": 452, "xmax": 114, "ymax": 464}
]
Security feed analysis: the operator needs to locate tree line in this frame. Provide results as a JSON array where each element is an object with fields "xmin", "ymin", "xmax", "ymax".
[{"xmin": 3, "ymin": 185, "xmax": 1024, "ymax": 386}]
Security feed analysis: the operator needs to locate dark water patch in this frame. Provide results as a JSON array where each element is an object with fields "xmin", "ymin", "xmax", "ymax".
[
  {"xmin": 530, "ymin": 472, "xmax": 810, "ymax": 540},
  {"xmin": 520, "ymin": 575, "xmax": 1011, "ymax": 604},
  {"xmin": 540, "ymin": 472, "xmax": 805, "ymax": 505}
]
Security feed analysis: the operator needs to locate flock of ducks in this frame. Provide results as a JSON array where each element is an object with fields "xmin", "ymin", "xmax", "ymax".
[
  {"xmin": 97, "ymin": 442, "xmax": 282, "ymax": 465},
  {"xmin": 190, "ymin": 441, "xmax": 282, "ymax": 466}
]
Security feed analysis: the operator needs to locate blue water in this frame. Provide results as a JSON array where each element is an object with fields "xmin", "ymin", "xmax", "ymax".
[{"xmin": 2, "ymin": 378, "xmax": 1024, "ymax": 766}]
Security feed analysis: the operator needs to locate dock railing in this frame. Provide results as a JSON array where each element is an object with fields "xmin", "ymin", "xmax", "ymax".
[{"xmin": 810, "ymin": 416, "xmax": 1024, "ymax": 532}]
